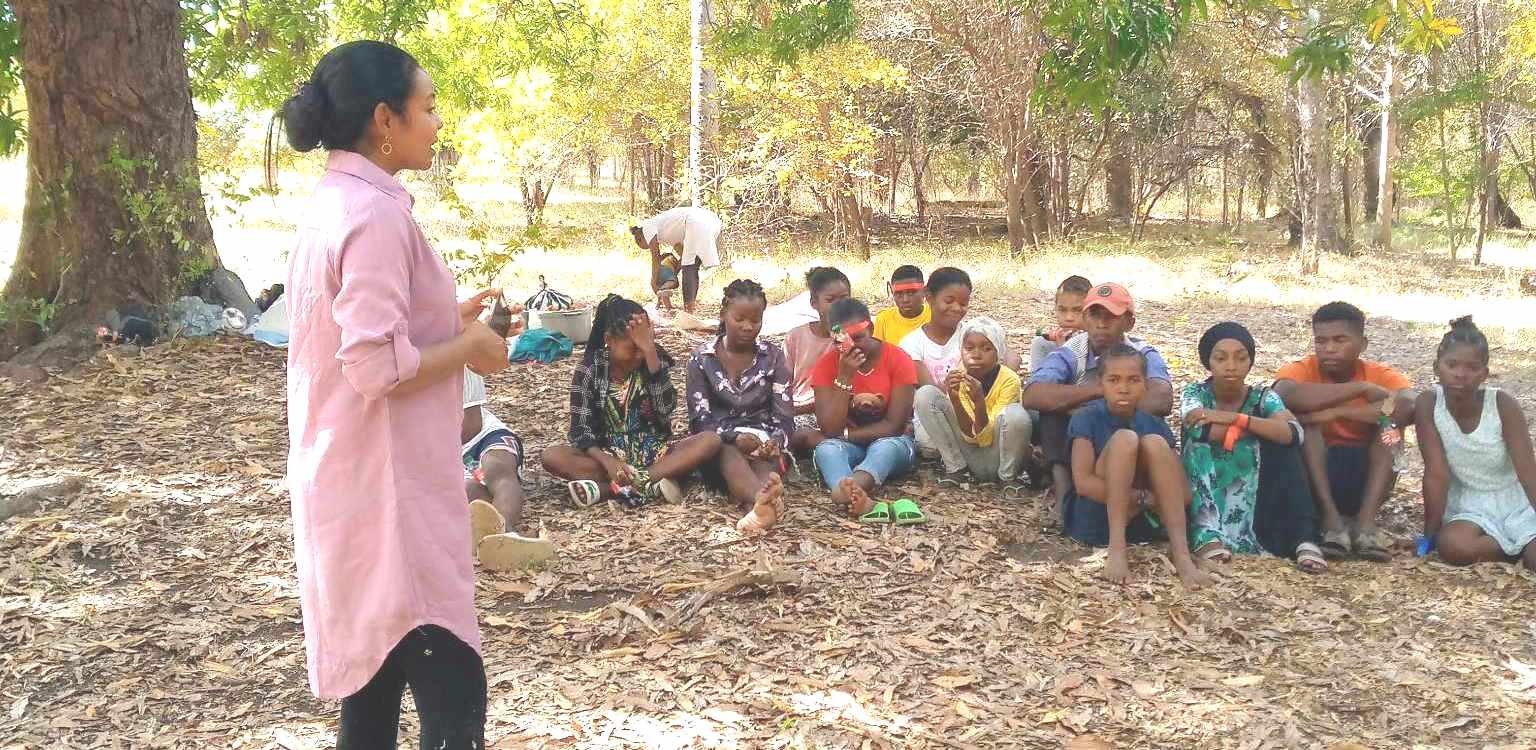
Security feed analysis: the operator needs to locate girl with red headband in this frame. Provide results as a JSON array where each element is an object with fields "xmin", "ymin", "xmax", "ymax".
[{"xmin": 809, "ymin": 298, "xmax": 920, "ymax": 522}]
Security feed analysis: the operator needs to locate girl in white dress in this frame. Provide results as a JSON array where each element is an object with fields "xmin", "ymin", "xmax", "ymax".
[{"xmin": 1414, "ymin": 317, "xmax": 1536, "ymax": 571}]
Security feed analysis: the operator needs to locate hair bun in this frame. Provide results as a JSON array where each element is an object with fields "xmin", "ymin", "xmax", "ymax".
[
  {"xmin": 281, "ymin": 82, "xmax": 327, "ymax": 152},
  {"xmin": 1449, "ymin": 315, "xmax": 1477, "ymax": 331}
]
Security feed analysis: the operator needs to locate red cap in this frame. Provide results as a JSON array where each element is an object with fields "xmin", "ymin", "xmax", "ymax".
[{"xmin": 1083, "ymin": 282, "xmax": 1134, "ymax": 316}]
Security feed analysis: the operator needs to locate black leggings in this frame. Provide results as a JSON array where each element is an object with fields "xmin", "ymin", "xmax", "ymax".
[
  {"xmin": 1253, "ymin": 441, "xmax": 1320, "ymax": 557},
  {"xmin": 338, "ymin": 625, "xmax": 487, "ymax": 750},
  {"xmin": 681, "ymin": 259, "xmax": 701, "ymax": 307}
]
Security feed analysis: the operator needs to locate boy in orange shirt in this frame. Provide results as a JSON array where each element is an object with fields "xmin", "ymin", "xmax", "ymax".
[{"xmin": 1273, "ymin": 302, "xmax": 1415, "ymax": 562}]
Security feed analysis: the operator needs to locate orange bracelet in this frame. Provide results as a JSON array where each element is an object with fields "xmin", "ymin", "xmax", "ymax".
[
  {"xmin": 1222, "ymin": 424, "xmax": 1243, "ymax": 452},
  {"xmin": 1235, "ymin": 413, "xmax": 1251, "ymax": 430}
]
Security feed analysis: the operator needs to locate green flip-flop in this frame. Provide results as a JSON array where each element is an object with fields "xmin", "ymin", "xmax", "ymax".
[
  {"xmin": 891, "ymin": 498, "xmax": 928, "ymax": 526},
  {"xmin": 858, "ymin": 501, "xmax": 893, "ymax": 524}
]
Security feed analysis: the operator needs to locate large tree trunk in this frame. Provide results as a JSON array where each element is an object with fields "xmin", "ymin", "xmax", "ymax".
[
  {"xmin": 1004, "ymin": 151, "xmax": 1027, "ymax": 255},
  {"xmin": 1296, "ymin": 75, "xmax": 1342, "ymax": 272},
  {"xmin": 2, "ymin": 0, "xmax": 229, "ymax": 360},
  {"xmin": 1024, "ymin": 145, "xmax": 1051, "ymax": 240}
]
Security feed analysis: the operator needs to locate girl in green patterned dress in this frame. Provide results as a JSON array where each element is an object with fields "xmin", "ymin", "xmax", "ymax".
[{"xmin": 1180, "ymin": 322, "xmax": 1328, "ymax": 572}]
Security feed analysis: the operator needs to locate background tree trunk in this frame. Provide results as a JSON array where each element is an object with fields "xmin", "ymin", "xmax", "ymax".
[
  {"xmin": 2, "ymin": 0, "xmax": 230, "ymax": 359},
  {"xmin": 1360, "ymin": 118, "xmax": 1381, "ymax": 222},
  {"xmin": 1374, "ymin": 48, "xmax": 1400, "ymax": 250},
  {"xmin": 1489, "ymin": 184, "xmax": 1522, "ymax": 229},
  {"xmin": 1475, "ymin": 66, "xmax": 1490, "ymax": 259},
  {"xmin": 1105, "ymin": 125, "xmax": 1134, "ymax": 222},
  {"xmin": 1296, "ymin": 74, "xmax": 1342, "ymax": 271},
  {"xmin": 1340, "ymin": 96, "xmax": 1354, "ymax": 244}
]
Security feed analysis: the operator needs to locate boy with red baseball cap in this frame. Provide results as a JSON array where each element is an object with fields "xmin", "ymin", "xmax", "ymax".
[{"xmin": 1021, "ymin": 282, "xmax": 1175, "ymax": 534}]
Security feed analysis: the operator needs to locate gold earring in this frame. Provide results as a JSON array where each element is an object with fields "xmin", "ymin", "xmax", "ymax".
[{"xmin": 380, "ymin": 136, "xmax": 393, "ymax": 156}]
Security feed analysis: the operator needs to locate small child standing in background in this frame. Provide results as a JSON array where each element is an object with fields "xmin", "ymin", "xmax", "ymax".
[
  {"xmin": 873, "ymin": 265, "xmax": 930, "ymax": 345},
  {"xmin": 650, "ymin": 248, "xmax": 682, "ymax": 313}
]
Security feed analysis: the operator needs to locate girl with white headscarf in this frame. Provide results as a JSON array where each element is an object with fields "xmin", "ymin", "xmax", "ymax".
[{"xmin": 913, "ymin": 316, "xmax": 1034, "ymax": 495}]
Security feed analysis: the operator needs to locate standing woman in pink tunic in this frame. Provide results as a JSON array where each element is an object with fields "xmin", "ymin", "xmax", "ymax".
[{"xmin": 279, "ymin": 41, "xmax": 508, "ymax": 748}]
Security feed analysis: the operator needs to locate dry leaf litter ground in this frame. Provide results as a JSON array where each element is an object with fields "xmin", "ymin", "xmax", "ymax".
[{"xmin": 4, "ymin": 233, "xmax": 1536, "ymax": 749}]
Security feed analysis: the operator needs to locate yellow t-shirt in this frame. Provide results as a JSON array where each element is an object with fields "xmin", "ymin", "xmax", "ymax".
[
  {"xmin": 873, "ymin": 305, "xmax": 930, "ymax": 345},
  {"xmin": 957, "ymin": 365, "xmax": 1022, "ymax": 447}
]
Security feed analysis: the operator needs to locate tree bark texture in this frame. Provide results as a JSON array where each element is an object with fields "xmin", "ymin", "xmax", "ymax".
[
  {"xmin": 1360, "ymin": 118, "xmax": 1380, "ymax": 222},
  {"xmin": 3, "ymin": 0, "xmax": 221, "ymax": 355},
  {"xmin": 1374, "ymin": 49, "xmax": 1400, "ymax": 250},
  {"xmin": 1106, "ymin": 136, "xmax": 1134, "ymax": 223},
  {"xmin": 1296, "ymin": 75, "xmax": 1342, "ymax": 271}
]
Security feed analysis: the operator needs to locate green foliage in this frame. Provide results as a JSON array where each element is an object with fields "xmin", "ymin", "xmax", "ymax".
[
  {"xmin": 100, "ymin": 142, "xmax": 211, "ymax": 287},
  {"xmin": 0, "ymin": 297, "xmax": 62, "ymax": 335},
  {"xmin": 718, "ymin": 0, "xmax": 857, "ymax": 66},
  {"xmin": 1277, "ymin": 0, "xmax": 1462, "ymax": 82},
  {"xmin": 1397, "ymin": 71, "xmax": 1493, "ymax": 125},
  {"xmin": 0, "ymin": 4, "xmax": 24, "ymax": 157},
  {"xmin": 721, "ymin": 41, "xmax": 904, "ymax": 212},
  {"xmin": 1038, "ymin": 0, "xmax": 1206, "ymax": 109},
  {"xmin": 1279, "ymin": 10, "xmax": 1355, "ymax": 82},
  {"xmin": 182, "ymin": 1, "xmax": 335, "ymax": 108}
]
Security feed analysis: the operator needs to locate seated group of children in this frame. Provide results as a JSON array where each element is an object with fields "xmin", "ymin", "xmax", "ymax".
[{"xmin": 472, "ymin": 267, "xmax": 1536, "ymax": 589}]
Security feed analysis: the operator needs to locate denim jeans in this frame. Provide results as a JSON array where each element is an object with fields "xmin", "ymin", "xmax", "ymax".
[{"xmin": 813, "ymin": 436, "xmax": 917, "ymax": 490}]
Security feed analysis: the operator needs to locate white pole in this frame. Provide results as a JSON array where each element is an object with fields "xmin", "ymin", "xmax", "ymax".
[{"xmin": 689, "ymin": 0, "xmax": 703, "ymax": 207}]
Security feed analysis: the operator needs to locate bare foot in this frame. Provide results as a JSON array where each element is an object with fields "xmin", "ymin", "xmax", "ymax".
[
  {"xmin": 839, "ymin": 477, "xmax": 875, "ymax": 517},
  {"xmin": 736, "ymin": 473, "xmax": 785, "ymax": 535},
  {"xmin": 765, "ymin": 472, "xmax": 786, "ymax": 517},
  {"xmin": 1177, "ymin": 560, "xmax": 1215, "ymax": 590},
  {"xmin": 1104, "ymin": 547, "xmax": 1132, "ymax": 585}
]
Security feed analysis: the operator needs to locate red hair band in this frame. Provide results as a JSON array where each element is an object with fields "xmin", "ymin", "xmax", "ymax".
[
  {"xmin": 890, "ymin": 282, "xmax": 924, "ymax": 293},
  {"xmin": 837, "ymin": 320, "xmax": 871, "ymax": 336}
]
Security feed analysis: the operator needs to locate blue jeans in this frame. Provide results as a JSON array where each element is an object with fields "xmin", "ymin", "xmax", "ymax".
[{"xmin": 813, "ymin": 436, "xmax": 917, "ymax": 490}]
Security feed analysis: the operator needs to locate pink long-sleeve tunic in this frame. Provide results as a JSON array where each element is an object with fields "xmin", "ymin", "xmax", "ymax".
[{"xmin": 285, "ymin": 150, "xmax": 478, "ymax": 699}]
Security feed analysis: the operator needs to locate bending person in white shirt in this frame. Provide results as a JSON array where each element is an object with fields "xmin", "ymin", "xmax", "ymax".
[{"xmin": 631, "ymin": 206, "xmax": 724, "ymax": 314}]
